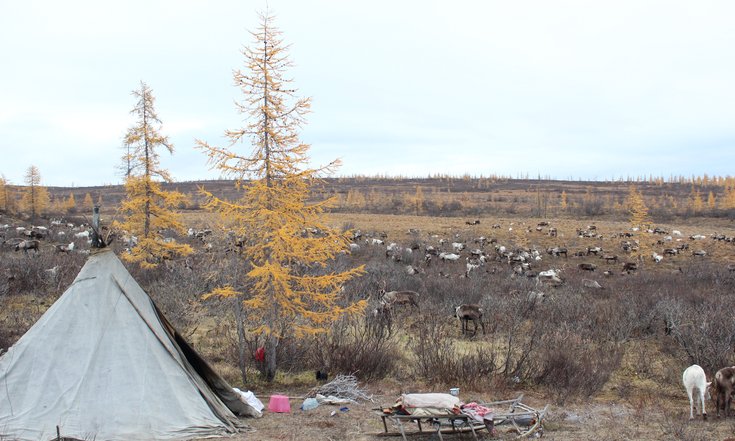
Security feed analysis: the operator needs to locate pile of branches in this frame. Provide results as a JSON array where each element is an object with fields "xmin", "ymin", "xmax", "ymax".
[{"xmin": 308, "ymin": 374, "xmax": 374, "ymax": 403}]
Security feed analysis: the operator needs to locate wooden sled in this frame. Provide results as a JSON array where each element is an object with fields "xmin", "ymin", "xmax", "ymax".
[{"xmin": 374, "ymin": 394, "xmax": 549, "ymax": 440}]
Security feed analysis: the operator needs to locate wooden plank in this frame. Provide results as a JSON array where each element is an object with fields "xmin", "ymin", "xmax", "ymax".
[{"xmin": 373, "ymin": 424, "xmax": 486, "ymax": 437}]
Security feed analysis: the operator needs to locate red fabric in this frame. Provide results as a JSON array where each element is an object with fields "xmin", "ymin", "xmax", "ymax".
[
  {"xmin": 254, "ymin": 347, "xmax": 265, "ymax": 362},
  {"xmin": 461, "ymin": 402, "xmax": 493, "ymax": 417}
]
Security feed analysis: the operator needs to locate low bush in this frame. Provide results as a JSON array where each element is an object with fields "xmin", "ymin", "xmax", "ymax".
[
  {"xmin": 310, "ymin": 316, "xmax": 402, "ymax": 382},
  {"xmin": 534, "ymin": 326, "xmax": 623, "ymax": 404}
]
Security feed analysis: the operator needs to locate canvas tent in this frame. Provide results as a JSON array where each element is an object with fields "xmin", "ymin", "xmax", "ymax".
[{"xmin": 0, "ymin": 249, "xmax": 259, "ymax": 441}]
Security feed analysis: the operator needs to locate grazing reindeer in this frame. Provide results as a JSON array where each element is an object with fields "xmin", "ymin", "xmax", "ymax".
[
  {"xmin": 15, "ymin": 239, "xmax": 40, "ymax": 254},
  {"xmin": 622, "ymin": 262, "xmax": 638, "ymax": 274},
  {"xmin": 682, "ymin": 364, "xmax": 710, "ymax": 420},
  {"xmin": 601, "ymin": 254, "xmax": 618, "ymax": 263},
  {"xmin": 454, "ymin": 304, "xmax": 485, "ymax": 336},
  {"xmin": 55, "ymin": 242, "xmax": 75, "ymax": 253},
  {"xmin": 713, "ymin": 366, "xmax": 735, "ymax": 417},
  {"xmin": 378, "ymin": 282, "xmax": 420, "ymax": 310},
  {"xmin": 366, "ymin": 301, "xmax": 393, "ymax": 337}
]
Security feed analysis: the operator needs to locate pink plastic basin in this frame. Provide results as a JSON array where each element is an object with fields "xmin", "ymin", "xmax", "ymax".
[{"xmin": 268, "ymin": 394, "xmax": 291, "ymax": 413}]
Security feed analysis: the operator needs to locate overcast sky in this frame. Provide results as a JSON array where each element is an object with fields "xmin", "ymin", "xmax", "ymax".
[{"xmin": 2, "ymin": 1, "xmax": 734, "ymax": 187}]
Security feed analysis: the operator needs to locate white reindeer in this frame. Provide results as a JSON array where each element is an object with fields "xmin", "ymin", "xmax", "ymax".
[
  {"xmin": 439, "ymin": 252, "xmax": 460, "ymax": 262},
  {"xmin": 682, "ymin": 364, "xmax": 710, "ymax": 420}
]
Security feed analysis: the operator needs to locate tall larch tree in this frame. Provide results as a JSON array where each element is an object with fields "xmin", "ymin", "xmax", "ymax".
[
  {"xmin": 0, "ymin": 175, "xmax": 16, "ymax": 214},
  {"xmin": 413, "ymin": 185, "xmax": 424, "ymax": 215},
  {"xmin": 721, "ymin": 185, "xmax": 735, "ymax": 211},
  {"xmin": 197, "ymin": 11, "xmax": 365, "ymax": 382},
  {"xmin": 689, "ymin": 188, "xmax": 704, "ymax": 213},
  {"xmin": 115, "ymin": 81, "xmax": 192, "ymax": 268},
  {"xmin": 21, "ymin": 166, "xmax": 49, "ymax": 222},
  {"xmin": 82, "ymin": 193, "xmax": 94, "ymax": 212},
  {"xmin": 626, "ymin": 185, "xmax": 651, "ymax": 230},
  {"xmin": 66, "ymin": 192, "xmax": 77, "ymax": 213},
  {"xmin": 0, "ymin": 175, "xmax": 8, "ymax": 212},
  {"xmin": 626, "ymin": 185, "xmax": 654, "ymax": 263},
  {"xmin": 707, "ymin": 191, "xmax": 716, "ymax": 211}
]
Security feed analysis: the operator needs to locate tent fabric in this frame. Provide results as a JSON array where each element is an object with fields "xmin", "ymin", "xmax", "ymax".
[{"xmin": 0, "ymin": 249, "xmax": 256, "ymax": 441}]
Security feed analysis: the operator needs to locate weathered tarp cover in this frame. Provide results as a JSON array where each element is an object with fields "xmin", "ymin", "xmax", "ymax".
[{"xmin": 0, "ymin": 249, "xmax": 255, "ymax": 441}]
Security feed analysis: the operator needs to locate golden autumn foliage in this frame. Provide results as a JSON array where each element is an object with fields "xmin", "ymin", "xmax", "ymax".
[
  {"xmin": 689, "ymin": 188, "xmax": 704, "ymax": 213},
  {"xmin": 0, "ymin": 175, "xmax": 9, "ymax": 212},
  {"xmin": 707, "ymin": 191, "xmax": 716, "ymax": 210},
  {"xmin": 66, "ymin": 192, "xmax": 77, "ymax": 213},
  {"xmin": 722, "ymin": 186, "xmax": 735, "ymax": 210},
  {"xmin": 413, "ymin": 185, "xmax": 424, "ymax": 215},
  {"xmin": 82, "ymin": 193, "xmax": 93, "ymax": 212},
  {"xmin": 626, "ymin": 185, "xmax": 651, "ymax": 229},
  {"xmin": 21, "ymin": 165, "xmax": 49, "ymax": 221},
  {"xmin": 115, "ymin": 81, "xmax": 192, "ymax": 269},
  {"xmin": 197, "ymin": 11, "xmax": 364, "ymax": 381}
]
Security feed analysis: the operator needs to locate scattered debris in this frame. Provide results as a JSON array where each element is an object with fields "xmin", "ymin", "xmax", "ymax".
[{"xmin": 307, "ymin": 374, "xmax": 373, "ymax": 403}]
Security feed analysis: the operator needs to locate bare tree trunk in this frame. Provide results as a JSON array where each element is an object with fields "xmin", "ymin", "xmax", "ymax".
[
  {"xmin": 234, "ymin": 298, "xmax": 248, "ymax": 385},
  {"xmin": 264, "ymin": 334, "xmax": 279, "ymax": 382}
]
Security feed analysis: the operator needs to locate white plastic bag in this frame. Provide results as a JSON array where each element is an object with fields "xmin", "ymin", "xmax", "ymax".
[{"xmin": 233, "ymin": 387, "xmax": 265, "ymax": 415}]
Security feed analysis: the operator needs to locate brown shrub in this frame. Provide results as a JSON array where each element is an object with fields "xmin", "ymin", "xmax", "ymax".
[
  {"xmin": 310, "ymin": 316, "xmax": 402, "ymax": 382},
  {"xmin": 534, "ymin": 326, "xmax": 623, "ymax": 404},
  {"xmin": 408, "ymin": 311, "xmax": 497, "ymax": 390}
]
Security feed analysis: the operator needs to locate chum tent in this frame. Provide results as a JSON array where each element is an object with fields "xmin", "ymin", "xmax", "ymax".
[{"xmin": 0, "ymin": 249, "xmax": 259, "ymax": 441}]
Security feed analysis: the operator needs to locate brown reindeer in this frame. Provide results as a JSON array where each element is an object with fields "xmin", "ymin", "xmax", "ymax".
[
  {"xmin": 366, "ymin": 301, "xmax": 393, "ymax": 337},
  {"xmin": 622, "ymin": 262, "xmax": 638, "ymax": 274},
  {"xmin": 601, "ymin": 254, "xmax": 618, "ymax": 263},
  {"xmin": 378, "ymin": 282, "xmax": 420, "ymax": 310},
  {"xmin": 455, "ymin": 304, "xmax": 485, "ymax": 336},
  {"xmin": 713, "ymin": 366, "xmax": 735, "ymax": 417}
]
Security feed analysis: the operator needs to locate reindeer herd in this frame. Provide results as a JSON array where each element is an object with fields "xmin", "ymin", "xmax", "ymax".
[
  {"xmin": 0, "ymin": 221, "xmax": 94, "ymax": 256},
  {"xmin": 358, "ymin": 218, "xmax": 735, "ymax": 339},
  {"xmin": 367, "ymin": 281, "xmax": 484, "ymax": 338},
  {"xmin": 6, "ymin": 214, "xmax": 735, "ymax": 422}
]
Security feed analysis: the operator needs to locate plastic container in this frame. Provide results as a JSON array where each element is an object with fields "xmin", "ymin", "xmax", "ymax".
[
  {"xmin": 301, "ymin": 397, "xmax": 319, "ymax": 411},
  {"xmin": 268, "ymin": 394, "xmax": 291, "ymax": 413},
  {"xmin": 449, "ymin": 387, "xmax": 460, "ymax": 397}
]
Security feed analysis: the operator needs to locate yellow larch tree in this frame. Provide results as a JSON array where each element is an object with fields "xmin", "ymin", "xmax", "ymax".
[
  {"xmin": 413, "ymin": 185, "xmax": 424, "ymax": 215},
  {"xmin": 115, "ymin": 81, "xmax": 192, "ymax": 269},
  {"xmin": 0, "ymin": 175, "xmax": 17, "ymax": 214},
  {"xmin": 82, "ymin": 193, "xmax": 94, "ymax": 212},
  {"xmin": 196, "ymin": 11, "xmax": 365, "ymax": 381},
  {"xmin": 66, "ymin": 192, "xmax": 77, "ymax": 213},
  {"xmin": 626, "ymin": 185, "xmax": 651, "ymax": 230},
  {"xmin": 345, "ymin": 188, "xmax": 365, "ymax": 210},
  {"xmin": 50, "ymin": 196, "xmax": 64, "ymax": 214},
  {"xmin": 689, "ymin": 188, "xmax": 704, "ymax": 213},
  {"xmin": 560, "ymin": 190, "xmax": 568, "ymax": 212},
  {"xmin": 21, "ymin": 165, "xmax": 50, "ymax": 222},
  {"xmin": 626, "ymin": 185, "xmax": 654, "ymax": 264},
  {"xmin": 0, "ymin": 175, "xmax": 8, "ymax": 212},
  {"xmin": 721, "ymin": 186, "xmax": 735, "ymax": 210},
  {"xmin": 707, "ymin": 191, "xmax": 716, "ymax": 210}
]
